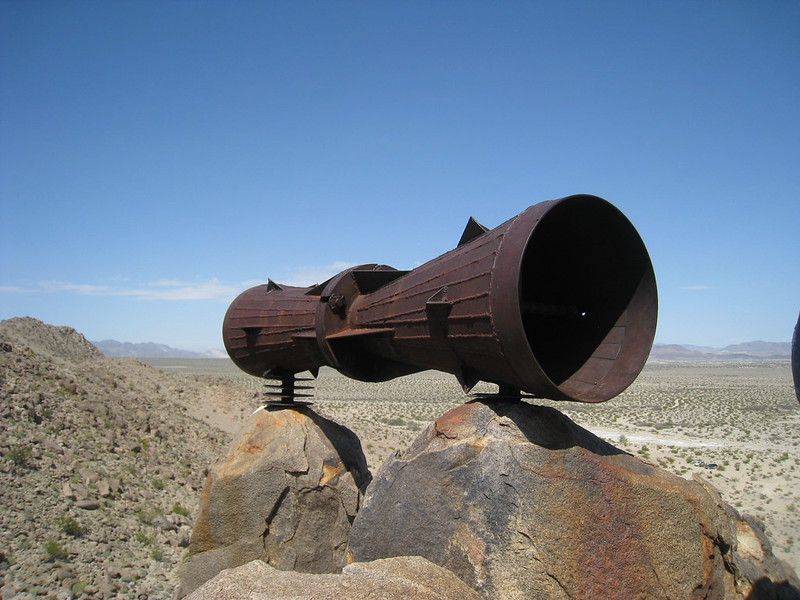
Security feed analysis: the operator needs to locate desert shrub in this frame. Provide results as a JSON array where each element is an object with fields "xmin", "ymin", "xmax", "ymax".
[
  {"xmin": 172, "ymin": 503, "xmax": 190, "ymax": 517},
  {"xmin": 43, "ymin": 539, "xmax": 68, "ymax": 561},
  {"xmin": 57, "ymin": 515, "xmax": 84, "ymax": 537},
  {"xmin": 6, "ymin": 444, "xmax": 32, "ymax": 468},
  {"xmin": 71, "ymin": 581, "xmax": 87, "ymax": 595},
  {"xmin": 135, "ymin": 530, "xmax": 155, "ymax": 545},
  {"xmin": 134, "ymin": 504, "xmax": 161, "ymax": 525}
]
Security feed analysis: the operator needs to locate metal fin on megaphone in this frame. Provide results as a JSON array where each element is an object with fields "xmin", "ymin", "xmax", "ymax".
[
  {"xmin": 458, "ymin": 216, "xmax": 489, "ymax": 247},
  {"xmin": 351, "ymin": 269, "xmax": 410, "ymax": 295}
]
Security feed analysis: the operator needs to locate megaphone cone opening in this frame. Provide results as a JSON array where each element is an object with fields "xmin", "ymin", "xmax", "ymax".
[{"xmin": 514, "ymin": 195, "xmax": 657, "ymax": 401}]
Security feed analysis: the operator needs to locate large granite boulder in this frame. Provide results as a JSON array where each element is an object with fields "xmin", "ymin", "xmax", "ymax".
[
  {"xmin": 179, "ymin": 406, "xmax": 371, "ymax": 597},
  {"xmin": 348, "ymin": 400, "xmax": 800, "ymax": 600},
  {"xmin": 185, "ymin": 556, "xmax": 482, "ymax": 600}
]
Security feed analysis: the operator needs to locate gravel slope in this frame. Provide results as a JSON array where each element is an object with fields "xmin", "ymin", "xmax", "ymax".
[{"xmin": 0, "ymin": 318, "xmax": 252, "ymax": 599}]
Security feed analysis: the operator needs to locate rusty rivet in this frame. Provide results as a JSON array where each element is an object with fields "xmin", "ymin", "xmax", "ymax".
[{"xmin": 328, "ymin": 293, "xmax": 347, "ymax": 314}]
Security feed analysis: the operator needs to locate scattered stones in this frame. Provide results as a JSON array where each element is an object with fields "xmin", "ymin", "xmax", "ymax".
[
  {"xmin": 175, "ymin": 529, "xmax": 191, "ymax": 548},
  {"xmin": 152, "ymin": 516, "xmax": 178, "ymax": 532},
  {"xmin": 77, "ymin": 466, "xmax": 100, "ymax": 484},
  {"xmin": 96, "ymin": 478, "xmax": 111, "ymax": 498},
  {"xmin": 64, "ymin": 482, "xmax": 90, "ymax": 501},
  {"xmin": 43, "ymin": 439, "xmax": 63, "ymax": 454},
  {"xmin": 53, "ymin": 566, "xmax": 74, "ymax": 581}
]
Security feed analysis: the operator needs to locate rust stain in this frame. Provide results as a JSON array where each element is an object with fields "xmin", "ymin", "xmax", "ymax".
[
  {"xmin": 448, "ymin": 522, "xmax": 487, "ymax": 588},
  {"xmin": 434, "ymin": 403, "xmax": 478, "ymax": 440},
  {"xmin": 187, "ymin": 473, "xmax": 216, "ymax": 553},
  {"xmin": 319, "ymin": 461, "xmax": 343, "ymax": 487}
]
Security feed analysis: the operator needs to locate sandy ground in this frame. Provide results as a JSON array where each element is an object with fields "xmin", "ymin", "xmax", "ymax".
[{"xmin": 145, "ymin": 359, "xmax": 800, "ymax": 575}]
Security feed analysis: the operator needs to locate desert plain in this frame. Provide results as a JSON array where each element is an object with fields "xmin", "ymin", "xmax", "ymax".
[{"xmin": 145, "ymin": 357, "xmax": 800, "ymax": 575}]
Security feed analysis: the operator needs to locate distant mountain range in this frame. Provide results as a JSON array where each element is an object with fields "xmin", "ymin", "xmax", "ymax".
[
  {"xmin": 92, "ymin": 338, "xmax": 792, "ymax": 362},
  {"xmin": 649, "ymin": 341, "xmax": 791, "ymax": 362},
  {"xmin": 92, "ymin": 339, "xmax": 227, "ymax": 359}
]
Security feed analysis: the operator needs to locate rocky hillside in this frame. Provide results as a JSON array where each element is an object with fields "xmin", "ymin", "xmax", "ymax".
[
  {"xmin": 0, "ymin": 318, "xmax": 253, "ymax": 599},
  {"xmin": 1, "ymin": 318, "xmax": 104, "ymax": 362}
]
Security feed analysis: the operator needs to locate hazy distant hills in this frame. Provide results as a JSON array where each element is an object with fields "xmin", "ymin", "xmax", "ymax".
[
  {"xmin": 92, "ymin": 337, "xmax": 792, "ymax": 362},
  {"xmin": 92, "ymin": 339, "xmax": 227, "ymax": 359},
  {"xmin": 649, "ymin": 341, "xmax": 791, "ymax": 362}
]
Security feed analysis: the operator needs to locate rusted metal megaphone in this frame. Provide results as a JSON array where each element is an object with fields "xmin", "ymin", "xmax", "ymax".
[{"xmin": 223, "ymin": 195, "xmax": 657, "ymax": 404}]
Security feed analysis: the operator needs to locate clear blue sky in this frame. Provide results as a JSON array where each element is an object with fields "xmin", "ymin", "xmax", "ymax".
[{"xmin": 1, "ymin": 1, "xmax": 798, "ymax": 352}]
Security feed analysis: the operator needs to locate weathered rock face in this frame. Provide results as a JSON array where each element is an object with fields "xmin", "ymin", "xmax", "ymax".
[
  {"xmin": 185, "ymin": 556, "xmax": 482, "ymax": 600},
  {"xmin": 179, "ymin": 406, "xmax": 371, "ymax": 597},
  {"xmin": 348, "ymin": 400, "xmax": 800, "ymax": 600}
]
